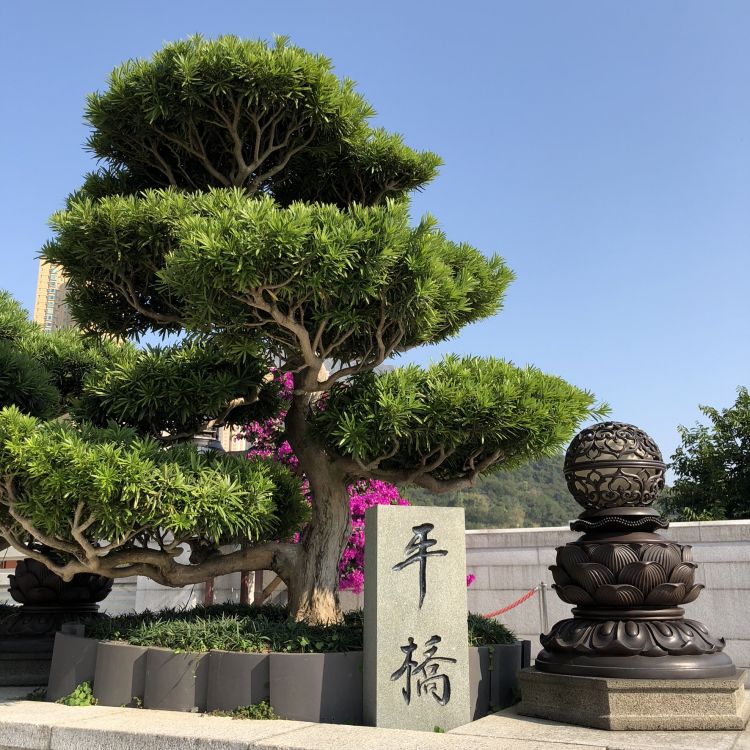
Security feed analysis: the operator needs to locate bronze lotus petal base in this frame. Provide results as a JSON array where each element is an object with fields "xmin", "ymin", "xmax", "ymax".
[
  {"xmin": 1, "ymin": 556, "xmax": 112, "ymax": 639},
  {"xmin": 590, "ymin": 544, "xmax": 639, "ymax": 574},
  {"xmin": 536, "ymin": 613, "xmax": 736, "ymax": 679},
  {"xmin": 534, "ymin": 650, "xmax": 736, "ymax": 679},
  {"xmin": 540, "ymin": 617, "xmax": 727, "ymax": 657},
  {"xmin": 591, "ymin": 584, "xmax": 643, "ymax": 607}
]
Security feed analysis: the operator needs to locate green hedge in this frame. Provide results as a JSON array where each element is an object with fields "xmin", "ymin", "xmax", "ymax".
[{"xmin": 83, "ymin": 604, "xmax": 515, "ymax": 653}]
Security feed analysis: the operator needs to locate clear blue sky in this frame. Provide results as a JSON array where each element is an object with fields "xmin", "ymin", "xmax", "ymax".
[{"xmin": 1, "ymin": 1, "xmax": 748, "ymax": 465}]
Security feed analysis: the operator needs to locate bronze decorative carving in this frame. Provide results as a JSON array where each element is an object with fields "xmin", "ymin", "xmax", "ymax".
[
  {"xmin": 0, "ymin": 554, "xmax": 112, "ymax": 638},
  {"xmin": 536, "ymin": 421, "xmax": 736, "ymax": 679},
  {"xmin": 564, "ymin": 422, "xmax": 666, "ymax": 509}
]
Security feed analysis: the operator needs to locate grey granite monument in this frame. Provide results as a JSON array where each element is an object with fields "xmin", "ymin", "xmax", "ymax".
[{"xmin": 363, "ymin": 505, "xmax": 470, "ymax": 732}]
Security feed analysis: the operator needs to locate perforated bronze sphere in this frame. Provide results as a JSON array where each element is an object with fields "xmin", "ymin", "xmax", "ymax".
[{"xmin": 564, "ymin": 422, "xmax": 666, "ymax": 510}]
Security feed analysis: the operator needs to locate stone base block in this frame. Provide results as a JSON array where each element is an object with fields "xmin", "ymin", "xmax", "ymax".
[
  {"xmin": 0, "ymin": 652, "xmax": 51, "ymax": 686},
  {"xmin": 517, "ymin": 667, "xmax": 750, "ymax": 730},
  {"xmin": 0, "ymin": 638, "xmax": 53, "ymax": 686}
]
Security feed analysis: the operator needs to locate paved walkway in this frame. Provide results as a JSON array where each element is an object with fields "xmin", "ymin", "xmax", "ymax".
[{"xmin": 0, "ymin": 695, "xmax": 748, "ymax": 750}]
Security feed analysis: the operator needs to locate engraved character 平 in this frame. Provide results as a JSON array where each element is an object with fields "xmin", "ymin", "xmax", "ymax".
[{"xmin": 392, "ymin": 523, "xmax": 447, "ymax": 608}]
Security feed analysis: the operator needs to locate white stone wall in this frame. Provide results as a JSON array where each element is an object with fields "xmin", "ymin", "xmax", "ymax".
[{"xmin": 465, "ymin": 520, "xmax": 750, "ymax": 677}]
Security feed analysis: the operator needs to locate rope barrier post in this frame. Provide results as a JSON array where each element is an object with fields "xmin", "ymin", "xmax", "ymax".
[{"xmin": 538, "ymin": 580, "xmax": 549, "ymax": 634}]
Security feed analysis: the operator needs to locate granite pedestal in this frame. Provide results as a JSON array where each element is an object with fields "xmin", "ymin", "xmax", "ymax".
[
  {"xmin": 0, "ymin": 637, "xmax": 52, "ymax": 686},
  {"xmin": 517, "ymin": 667, "xmax": 750, "ymax": 730}
]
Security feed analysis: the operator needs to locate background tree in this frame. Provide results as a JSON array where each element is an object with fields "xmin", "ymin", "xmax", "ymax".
[
  {"xmin": 2, "ymin": 36, "xmax": 606, "ymax": 624},
  {"xmin": 0, "ymin": 290, "xmax": 118, "ymax": 420},
  {"xmin": 661, "ymin": 387, "xmax": 750, "ymax": 521},
  {"xmin": 403, "ymin": 454, "xmax": 580, "ymax": 529}
]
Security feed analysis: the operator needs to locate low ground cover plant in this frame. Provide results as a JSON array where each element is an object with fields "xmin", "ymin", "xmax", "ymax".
[
  {"xmin": 211, "ymin": 701, "xmax": 279, "ymax": 720},
  {"xmin": 84, "ymin": 604, "xmax": 514, "ymax": 653},
  {"xmin": 55, "ymin": 682, "xmax": 97, "ymax": 706}
]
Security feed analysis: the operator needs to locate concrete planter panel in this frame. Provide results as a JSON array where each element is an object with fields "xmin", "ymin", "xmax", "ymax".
[
  {"xmin": 270, "ymin": 651, "xmax": 363, "ymax": 723},
  {"xmin": 469, "ymin": 646, "xmax": 490, "ymax": 720},
  {"xmin": 45, "ymin": 633, "xmax": 98, "ymax": 701},
  {"xmin": 143, "ymin": 647, "xmax": 208, "ymax": 712},
  {"xmin": 93, "ymin": 642, "xmax": 148, "ymax": 707},
  {"xmin": 206, "ymin": 650, "xmax": 270, "ymax": 711},
  {"xmin": 490, "ymin": 640, "xmax": 531, "ymax": 710}
]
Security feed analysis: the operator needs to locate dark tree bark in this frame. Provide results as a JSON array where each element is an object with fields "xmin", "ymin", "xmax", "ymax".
[{"xmin": 284, "ymin": 385, "xmax": 351, "ymax": 624}]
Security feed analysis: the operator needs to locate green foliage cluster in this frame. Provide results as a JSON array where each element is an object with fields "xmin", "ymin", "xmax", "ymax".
[
  {"xmin": 84, "ymin": 35, "xmax": 439, "ymax": 204},
  {"xmin": 84, "ymin": 604, "xmax": 514, "ymax": 653},
  {"xmin": 1, "ymin": 289, "xmax": 277, "ymax": 440},
  {"xmin": 48, "ymin": 188, "xmax": 510, "ymax": 355},
  {"xmin": 403, "ymin": 455, "xmax": 580, "ymax": 529},
  {"xmin": 0, "ymin": 407, "xmax": 307, "ymax": 546},
  {"xmin": 74, "ymin": 339, "xmax": 278, "ymax": 435},
  {"xmin": 56, "ymin": 682, "xmax": 98, "ymax": 706},
  {"xmin": 0, "ymin": 292, "xmax": 118, "ymax": 419},
  {"xmin": 317, "ymin": 359, "xmax": 605, "ymax": 480},
  {"xmin": 661, "ymin": 387, "xmax": 750, "ymax": 521}
]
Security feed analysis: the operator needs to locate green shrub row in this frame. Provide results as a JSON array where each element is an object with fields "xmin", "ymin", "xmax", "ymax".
[{"xmin": 82, "ymin": 603, "xmax": 515, "ymax": 653}]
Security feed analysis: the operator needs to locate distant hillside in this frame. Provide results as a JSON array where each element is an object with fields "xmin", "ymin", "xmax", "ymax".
[{"xmin": 400, "ymin": 455, "xmax": 579, "ymax": 529}]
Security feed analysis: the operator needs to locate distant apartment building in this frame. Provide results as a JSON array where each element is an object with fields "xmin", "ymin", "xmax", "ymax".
[{"xmin": 33, "ymin": 260, "xmax": 74, "ymax": 332}]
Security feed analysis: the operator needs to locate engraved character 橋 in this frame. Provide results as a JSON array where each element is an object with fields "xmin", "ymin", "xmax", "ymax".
[
  {"xmin": 390, "ymin": 635, "xmax": 457, "ymax": 706},
  {"xmin": 392, "ymin": 523, "xmax": 447, "ymax": 607}
]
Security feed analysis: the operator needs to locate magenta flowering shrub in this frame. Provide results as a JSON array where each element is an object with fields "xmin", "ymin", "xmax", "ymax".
[
  {"xmin": 341, "ymin": 479, "xmax": 409, "ymax": 592},
  {"xmin": 241, "ymin": 371, "xmax": 409, "ymax": 593}
]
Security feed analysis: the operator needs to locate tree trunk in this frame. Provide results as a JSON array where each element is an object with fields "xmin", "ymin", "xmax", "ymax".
[{"xmin": 285, "ymin": 388, "xmax": 351, "ymax": 625}]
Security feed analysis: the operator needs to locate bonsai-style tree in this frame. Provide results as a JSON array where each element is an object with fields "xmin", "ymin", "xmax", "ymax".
[
  {"xmin": 661, "ymin": 387, "xmax": 750, "ymax": 521},
  {"xmin": 2, "ymin": 36, "xmax": 606, "ymax": 624}
]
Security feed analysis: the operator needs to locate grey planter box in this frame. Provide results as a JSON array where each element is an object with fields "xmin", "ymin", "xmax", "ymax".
[
  {"xmin": 206, "ymin": 650, "xmax": 270, "ymax": 712},
  {"xmin": 45, "ymin": 633, "xmax": 98, "ymax": 701},
  {"xmin": 490, "ymin": 641, "xmax": 531, "ymax": 710},
  {"xmin": 93, "ymin": 642, "xmax": 148, "ymax": 707},
  {"xmin": 469, "ymin": 646, "xmax": 491, "ymax": 720},
  {"xmin": 143, "ymin": 647, "xmax": 209, "ymax": 712},
  {"xmin": 270, "ymin": 652, "xmax": 363, "ymax": 723}
]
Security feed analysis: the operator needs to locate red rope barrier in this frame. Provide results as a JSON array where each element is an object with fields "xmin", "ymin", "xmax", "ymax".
[{"xmin": 483, "ymin": 586, "xmax": 538, "ymax": 618}]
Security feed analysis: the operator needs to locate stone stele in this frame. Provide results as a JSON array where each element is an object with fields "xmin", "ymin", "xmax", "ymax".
[
  {"xmin": 518, "ymin": 668, "xmax": 750, "ymax": 730},
  {"xmin": 363, "ymin": 505, "xmax": 470, "ymax": 732}
]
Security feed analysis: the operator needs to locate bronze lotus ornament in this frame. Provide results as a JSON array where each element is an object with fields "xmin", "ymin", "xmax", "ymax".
[
  {"xmin": 0, "ymin": 554, "xmax": 112, "ymax": 639},
  {"xmin": 536, "ymin": 421, "xmax": 736, "ymax": 679}
]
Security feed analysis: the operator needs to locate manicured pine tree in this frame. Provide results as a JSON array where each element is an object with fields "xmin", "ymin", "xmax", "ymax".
[{"xmin": 2, "ymin": 36, "xmax": 606, "ymax": 623}]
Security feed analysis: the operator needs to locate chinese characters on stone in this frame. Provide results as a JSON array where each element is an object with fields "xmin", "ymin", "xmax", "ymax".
[
  {"xmin": 391, "ymin": 522, "xmax": 455, "ymax": 706},
  {"xmin": 392, "ymin": 522, "xmax": 447, "ymax": 608},
  {"xmin": 390, "ymin": 635, "xmax": 457, "ymax": 706}
]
